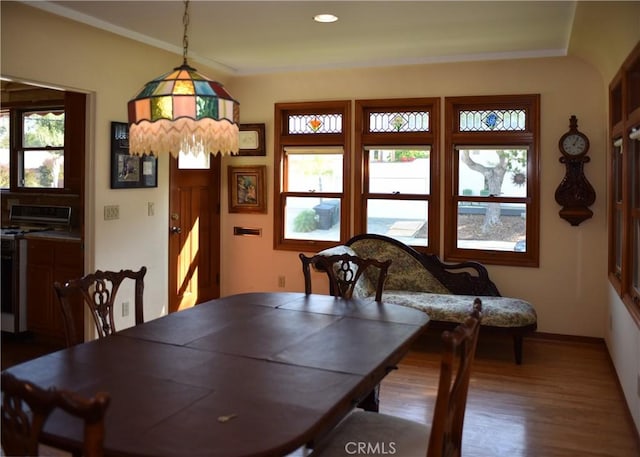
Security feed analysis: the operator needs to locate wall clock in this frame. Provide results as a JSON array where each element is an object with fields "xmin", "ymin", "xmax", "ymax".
[{"xmin": 554, "ymin": 115, "xmax": 596, "ymax": 226}]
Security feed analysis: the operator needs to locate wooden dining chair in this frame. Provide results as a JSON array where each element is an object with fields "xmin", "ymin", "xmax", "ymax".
[
  {"xmin": 299, "ymin": 253, "xmax": 392, "ymax": 302},
  {"xmin": 300, "ymin": 253, "xmax": 392, "ymax": 413},
  {"xmin": 1, "ymin": 372, "xmax": 110, "ymax": 457},
  {"xmin": 310, "ymin": 298, "xmax": 483, "ymax": 457},
  {"xmin": 54, "ymin": 266, "xmax": 146, "ymax": 347}
]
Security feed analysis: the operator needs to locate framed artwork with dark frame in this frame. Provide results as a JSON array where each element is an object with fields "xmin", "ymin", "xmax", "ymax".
[
  {"xmin": 110, "ymin": 122, "xmax": 158, "ymax": 189},
  {"xmin": 238, "ymin": 123, "xmax": 266, "ymax": 156},
  {"xmin": 228, "ymin": 165, "xmax": 267, "ymax": 213}
]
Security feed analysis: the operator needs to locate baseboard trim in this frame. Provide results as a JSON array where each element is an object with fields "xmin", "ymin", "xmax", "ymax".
[{"xmin": 525, "ymin": 331, "xmax": 605, "ymax": 345}]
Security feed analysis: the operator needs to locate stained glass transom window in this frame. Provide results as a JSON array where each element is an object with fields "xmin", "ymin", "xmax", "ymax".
[
  {"xmin": 368, "ymin": 111, "xmax": 429, "ymax": 133},
  {"xmin": 287, "ymin": 114, "xmax": 342, "ymax": 134},
  {"xmin": 459, "ymin": 109, "xmax": 526, "ymax": 131}
]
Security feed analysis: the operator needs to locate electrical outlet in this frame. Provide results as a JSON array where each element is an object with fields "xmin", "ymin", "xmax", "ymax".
[
  {"xmin": 104, "ymin": 205, "xmax": 119, "ymax": 220},
  {"xmin": 122, "ymin": 301, "xmax": 129, "ymax": 317},
  {"xmin": 148, "ymin": 202, "xmax": 155, "ymax": 216},
  {"xmin": 278, "ymin": 276, "xmax": 286, "ymax": 288}
]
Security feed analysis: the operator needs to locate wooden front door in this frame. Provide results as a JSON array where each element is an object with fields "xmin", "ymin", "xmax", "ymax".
[{"xmin": 168, "ymin": 154, "xmax": 221, "ymax": 313}]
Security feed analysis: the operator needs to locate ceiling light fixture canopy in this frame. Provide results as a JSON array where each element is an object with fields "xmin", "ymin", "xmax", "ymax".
[
  {"xmin": 313, "ymin": 13, "xmax": 338, "ymax": 23},
  {"xmin": 127, "ymin": 0, "xmax": 239, "ymax": 157}
]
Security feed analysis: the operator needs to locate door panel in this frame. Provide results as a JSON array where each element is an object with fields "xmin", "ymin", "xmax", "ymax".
[{"xmin": 169, "ymin": 155, "xmax": 221, "ymax": 313}]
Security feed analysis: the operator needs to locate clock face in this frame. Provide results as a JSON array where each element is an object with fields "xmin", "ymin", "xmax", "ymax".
[{"xmin": 561, "ymin": 133, "xmax": 588, "ymax": 156}]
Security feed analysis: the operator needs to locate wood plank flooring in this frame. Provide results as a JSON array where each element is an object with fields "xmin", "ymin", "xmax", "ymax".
[
  {"xmin": 2, "ymin": 331, "xmax": 639, "ymax": 456},
  {"xmin": 379, "ymin": 331, "xmax": 640, "ymax": 457}
]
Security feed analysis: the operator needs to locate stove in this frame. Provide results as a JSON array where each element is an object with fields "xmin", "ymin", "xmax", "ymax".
[
  {"xmin": 0, "ymin": 226, "xmax": 52, "ymax": 240},
  {"xmin": 1, "ymin": 204, "xmax": 71, "ymax": 238},
  {"xmin": 1, "ymin": 205, "xmax": 72, "ymax": 333}
]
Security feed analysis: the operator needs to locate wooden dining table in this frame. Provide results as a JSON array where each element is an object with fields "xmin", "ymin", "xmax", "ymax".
[{"xmin": 2, "ymin": 292, "xmax": 430, "ymax": 457}]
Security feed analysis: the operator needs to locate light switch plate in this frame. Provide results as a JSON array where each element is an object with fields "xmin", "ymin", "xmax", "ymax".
[{"xmin": 104, "ymin": 205, "xmax": 119, "ymax": 220}]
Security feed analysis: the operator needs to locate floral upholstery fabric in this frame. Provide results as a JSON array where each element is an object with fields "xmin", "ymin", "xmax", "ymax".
[
  {"xmin": 318, "ymin": 239, "xmax": 537, "ymax": 330},
  {"xmin": 349, "ymin": 238, "xmax": 451, "ymax": 294},
  {"xmin": 382, "ymin": 291, "xmax": 537, "ymax": 328}
]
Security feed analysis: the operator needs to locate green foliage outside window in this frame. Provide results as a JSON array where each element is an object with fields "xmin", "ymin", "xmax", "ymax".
[
  {"xmin": 23, "ymin": 112, "xmax": 64, "ymax": 148},
  {"xmin": 0, "ymin": 166, "xmax": 8, "ymax": 188},
  {"xmin": 293, "ymin": 209, "xmax": 318, "ymax": 232},
  {"xmin": 0, "ymin": 112, "xmax": 9, "ymax": 188},
  {"xmin": 394, "ymin": 149, "xmax": 429, "ymax": 161},
  {"xmin": 2, "ymin": 110, "xmax": 66, "ymax": 189}
]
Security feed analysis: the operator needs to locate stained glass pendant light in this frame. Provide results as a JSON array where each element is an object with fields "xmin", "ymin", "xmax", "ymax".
[{"xmin": 128, "ymin": 0, "xmax": 239, "ymax": 157}]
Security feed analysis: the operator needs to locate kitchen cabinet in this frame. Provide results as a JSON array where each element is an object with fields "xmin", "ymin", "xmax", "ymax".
[{"xmin": 26, "ymin": 238, "xmax": 83, "ymax": 342}]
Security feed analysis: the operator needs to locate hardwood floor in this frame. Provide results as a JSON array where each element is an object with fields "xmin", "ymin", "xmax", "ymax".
[
  {"xmin": 380, "ymin": 330, "xmax": 640, "ymax": 457},
  {"xmin": 2, "ymin": 330, "xmax": 639, "ymax": 456}
]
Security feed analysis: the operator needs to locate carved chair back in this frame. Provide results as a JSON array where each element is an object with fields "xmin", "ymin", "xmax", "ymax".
[
  {"xmin": 299, "ymin": 253, "xmax": 391, "ymax": 301},
  {"xmin": 428, "ymin": 298, "xmax": 482, "ymax": 457},
  {"xmin": 1, "ymin": 372, "xmax": 110, "ymax": 457},
  {"xmin": 54, "ymin": 266, "xmax": 146, "ymax": 347}
]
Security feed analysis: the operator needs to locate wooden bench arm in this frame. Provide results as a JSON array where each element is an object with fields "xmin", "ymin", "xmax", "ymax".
[
  {"xmin": 420, "ymin": 254, "xmax": 501, "ymax": 296},
  {"xmin": 346, "ymin": 233, "xmax": 501, "ymax": 297}
]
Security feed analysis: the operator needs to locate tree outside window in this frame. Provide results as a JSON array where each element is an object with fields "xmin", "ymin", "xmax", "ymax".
[
  {"xmin": 0, "ymin": 111, "xmax": 9, "ymax": 189},
  {"xmin": 20, "ymin": 109, "xmax": 65, "ymax": 188},
  {"xmin": 445, "ymin": 95, "xmax": 540, "ymax": 267}
]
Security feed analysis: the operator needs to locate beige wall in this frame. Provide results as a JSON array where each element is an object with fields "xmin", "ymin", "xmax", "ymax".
[
  {"xmin": 226, "ymin": 56, "xmax": 607, "ymax": 338},
  {"xmin": 569, "ymin": 1, "xmax": 640, "ymax": 433},
  {"xmin": 1, "ymin": 1, "xmax": 228, "ymax": 326},
  {"xmin": 2, "ymin": 0, "xmax": 640, "ymax": 431},
  {"xmin": 569, "ymin": 1, "xmax": 640, "ymax": 83},
  {"xmin": 0, "ymin": 0, "xmax": 624, "ymax": 337}
]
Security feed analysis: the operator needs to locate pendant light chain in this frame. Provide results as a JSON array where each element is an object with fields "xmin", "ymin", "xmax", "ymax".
[
  {"xmin": 128, "ymin": 0, "xmax": 240, "ymax": 157},
  {"xmin": 182, "ymin": 0, "xmax": 190, "ymax": 65}
]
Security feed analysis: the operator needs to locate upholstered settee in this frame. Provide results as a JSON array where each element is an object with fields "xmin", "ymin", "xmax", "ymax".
[{"xmin": 317, "ymin": 233, "xmax": 537, "ymax": 364}]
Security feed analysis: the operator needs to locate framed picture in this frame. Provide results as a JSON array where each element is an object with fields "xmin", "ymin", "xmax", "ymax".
[
  {"xmin": 238, "ymin": 123, "xmax": 266, "ymax": 156},
  {"xmin": 110, "ymin": 121, "xmax": 158, "ymax": 189},
  {"xmin": 228, "ymin": 165, "xmax": 267, "ymax": 213}
]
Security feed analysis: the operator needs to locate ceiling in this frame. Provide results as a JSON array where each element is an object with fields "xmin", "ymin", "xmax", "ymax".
[{"xmin": 26, "ymin": 1, "xmax": 577, "ymax": 76}]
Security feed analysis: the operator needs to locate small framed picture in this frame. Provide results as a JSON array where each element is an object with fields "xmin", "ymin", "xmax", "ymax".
[
  {"xmin": 228, "ymin": 165, "xmax": 267, "ymax": 213},
  {"xmin": 238, "ymin": 123, "xmax": 266, "ymax": 156},
  {"xmin": 110, "ymin": 122, "xmax": 157, "ymax": 189}
]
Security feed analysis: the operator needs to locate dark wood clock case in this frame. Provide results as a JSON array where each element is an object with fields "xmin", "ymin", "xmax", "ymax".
[{"xmin": 554, "ymin": 116, "xmax": 596, "ymax": 226}]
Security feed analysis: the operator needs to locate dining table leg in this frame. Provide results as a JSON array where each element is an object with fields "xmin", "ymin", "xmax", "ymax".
[{"xmin": 357, "ymin": 385, "xmax": 380, "ymax": 412}]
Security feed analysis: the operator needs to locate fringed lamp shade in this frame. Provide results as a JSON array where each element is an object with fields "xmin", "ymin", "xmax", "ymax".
[{"xmin": 127, "ymin": 64, "xmax": 240, "ymax": 157}]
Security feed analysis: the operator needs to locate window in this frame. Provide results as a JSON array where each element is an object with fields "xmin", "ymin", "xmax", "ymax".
[
  {"xmin": 0, "ymin": 87, "xmax": 86, "ymax": 195},
  {"xmin": 632, "ymin": 129, "xmax": 640, "ymax": 305},
  {"xmin": 355, "ymin": 98, "xmax": 439, "ymax": 252},
  {"xmin": 178, "ymin": 150, "xmax": 210, "ymax": 169},
  {"xmin": 609, "ymin": 42, "xmax": 640, "ymax": 315},
  {"xmin": 0, "ymin": 111, "xmax": 9, "ymax": 189},
  {"xmin": 444, "ymin": 95, "xmax": 540, "ymax": 267},
  {"xmin": 610, "ymin": 135, "xmax": 624, "ymax": 283},
  {"xmin": 1, "ymin": 107, "xmax": 66, "ymax": 189},
  {"xmin": 273, "ymin": 101, "xmax": 351, "ymax": 251},
  {"xmin": 18, "ymin": 108, "xmax": 65, "ymax": 188}
]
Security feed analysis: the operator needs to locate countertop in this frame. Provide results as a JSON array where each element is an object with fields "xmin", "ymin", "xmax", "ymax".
[{"xmin": 23, "ymin": 230, "xmax": 81, "ymax": 242}]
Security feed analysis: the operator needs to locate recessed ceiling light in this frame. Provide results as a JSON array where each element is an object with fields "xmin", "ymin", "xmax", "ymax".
[{"xmin": 314, "ymin": 13, "xmax": 338, "ymax": 23}]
